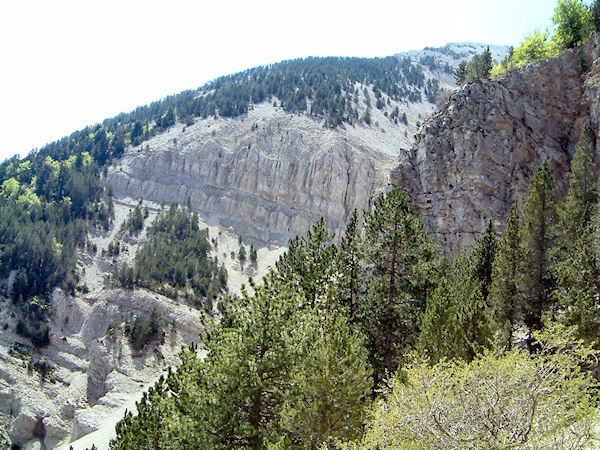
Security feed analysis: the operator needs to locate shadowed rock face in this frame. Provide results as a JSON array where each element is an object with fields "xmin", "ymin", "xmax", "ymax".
[{"xmin": 393, "ymin": 37, "xmax": 600, "ymax": 255}]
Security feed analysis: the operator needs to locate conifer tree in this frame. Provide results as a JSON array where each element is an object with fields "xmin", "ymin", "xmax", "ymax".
[
  {"xmin": 419, "ymin": 270, "xmax": 493, "ymax": 364},
  {"xmin": 490, "ymin": 206, "xmax": 523, "ymax": 349},
  {"xmin": 336, "ymin": 209, "xmax": 363, "ymax": 320},
  {"xmin": 111, "ymin": 266, "xmax": 374, "ymax": 448},
  {"xmin": 361, "ymin": 187, "xmax": 439, "ymax": 378},
  {"xmin": 454, "ymin": 61, "xmax": 468, "ymax": 84},
  {"xmin": 158, "ymin": 276, "xmax": 301, "ymax": 448},
  {"xmin": 275, "ymin": 217, "xmax": 338, "ymax": 307},
  {"xmin": 112, "ymin": 376, "xmax": 175, "ymax": 449},
  {"xmin": 278, "ymin": 310, "xmax": 372, "ymax": 447},
  {"xmin": 418, "ymin": 277, "xmax": 456, "ymax": 363},
  {"xmin": 557, "ymin": 126, "xmax": 597, "ymax": 253},
  {"xmin": 469, "ymin": 220, "xmax": 498, "ymax": 302},
  {"xmin": 555, "ymin": 226, "xmax": 600, "ymax": 343},
  {"xmin": 481, "ymin": 46, "xmax": 493, "ymax": 79},
  {"xmin": 520, "ymin": 161, "xmax": 558, "ymax": 343}
]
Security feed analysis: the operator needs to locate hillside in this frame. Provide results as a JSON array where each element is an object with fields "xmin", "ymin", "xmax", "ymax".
[
  {"xmin": 108, "ymin": 43, "xmax": 507, "ymax": 245},
  {"xmin": 0, "ymin": 43, "xmax": 510, "ymax": 448}
]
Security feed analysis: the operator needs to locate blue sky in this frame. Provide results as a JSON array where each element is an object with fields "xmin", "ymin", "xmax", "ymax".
[{"xmin": 0, "ymin": 0, "xmax": 558, "ymax": 160}]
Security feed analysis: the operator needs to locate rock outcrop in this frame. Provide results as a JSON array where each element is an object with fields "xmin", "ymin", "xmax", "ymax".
[
  {"xmin": 106, "ymin": 44, "xmax": 509, "ymax": 247},
  {"xmin": 392, "ymin": 37, "xmax": 600, "ymax": 254},
  {"xmin": 108, "ymin": 103, "xmax": 410, "ymax": 244},
  {"xmin": 0, "ymin": 198, "xmax": 284, "ymax": 448}
]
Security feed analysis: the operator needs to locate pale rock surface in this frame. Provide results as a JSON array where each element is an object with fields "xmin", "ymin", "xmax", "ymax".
[
  {"xmin": 1, "ymin": 43, "xmax": 511, "ymax": 448},
  {"xmin": 393, "ymin": 37, "xmax": 600, "ymax": 254},
  {"xmin": 107, "ymin": 102, "xmax": 401, "ymax": 245},
  {"xmin": 0, "ymin": 199, "xmax": 279, "ymax": 448}
]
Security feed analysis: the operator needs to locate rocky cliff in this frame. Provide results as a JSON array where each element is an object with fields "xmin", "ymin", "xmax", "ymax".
[
  {"xmin": 2, "ymin": 42, "xmax": 513, "ymax": 448},
  {"xmin": 107, "ymin": 102, "xmax": 401, "ymax": 244},
  {"xmin": 108, "ymin": 44, "xmax": 506, "ymax": 245},
  {"xmin": 392, "ymin": 37, "xmax": 600, "ymax": 254}
]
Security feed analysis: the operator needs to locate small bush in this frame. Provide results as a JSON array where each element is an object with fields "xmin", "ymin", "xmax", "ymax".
[{"xmin": 124, "ymin": 311, "xmax": 163, "ymax": 351}]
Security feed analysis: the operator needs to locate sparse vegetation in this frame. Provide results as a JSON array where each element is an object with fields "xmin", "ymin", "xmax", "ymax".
[
  {"xmin": 121, "ymin": 205, "xmax": 147, "ymax": 236},
  {"xmin": 113, "ymin": 205, "xmax": 227, "ymax": 306},
  {"xmin": 124, "ymin": 310, "xmax": 163, "ymax": 351}
]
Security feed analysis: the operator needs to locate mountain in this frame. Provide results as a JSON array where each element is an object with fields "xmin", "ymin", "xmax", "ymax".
[
  {"xmin": 0, "ymin": 42, "xmax": 517, "ymax": 448},
  {"xmin": 108, "ymin": 43, "xmax": 508, "ymax": 245}
]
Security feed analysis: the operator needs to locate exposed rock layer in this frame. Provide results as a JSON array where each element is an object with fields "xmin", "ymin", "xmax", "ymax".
[
  {"xmin": 108, "ymin": 102, "xmax": 411, "ymax": 244},
  {"xmin": 393, "ymin": 37, "xmax": 600, "ymax": 253}
]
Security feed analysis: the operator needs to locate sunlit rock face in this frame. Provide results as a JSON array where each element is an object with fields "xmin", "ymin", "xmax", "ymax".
[
  {"xmin": 108, "ymin": 102, "xmax": 406, "ymax": 244},
  {"xmin": 393, "ymin": 37, "xmax": 600, "ymax": 254}
]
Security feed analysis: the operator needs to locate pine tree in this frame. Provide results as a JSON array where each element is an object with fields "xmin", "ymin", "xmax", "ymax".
[
  {"xmin": 111, "ymin": 257, "xmax": 374, "ymax": 448},
  {"xmin": 111, "ymin": 376, "xmax": 176, "ymax": 449},
  {"xmin": 469, "ymin": 220, "xmax": 498, "ymax": 302},
  {"xmin": 490, "ymin": 206, "xmax": 523, "ymax": 349},
  {"xmin": 361, "ymin": 187, "xmax": 439, "ymax": 379},
  {"xmin": 419, "ymin": 271, "xmax": 493, "ymax": 364},
  {"xmin": 454, "ymin": 61, "xmax": 468, "ymax": 85},
  {"xmin": 275, "ymin": 217, "xmax": 338, "ymax": 307},
  {"xmin": 418, "ymin": 277, "xmax": 456, "ymax": 363},
  {"xmin": 481, "ymin": 46, "xmax": 493, "ymax": 79},
  {"xmin": 520, "ymin": 161, "xmax": 558, "ymax": 344},
  {"xmin": 163, "ymin": 276, "xmax": 301, "ymax": 448},
  {"xmin": 557, "ymin": 126, "xmax": 597, "ymax": 253},
  {"xmin": 453, "ymin": 276, "xmax": 493, "ymax": 361},
  {"xmin": 555, "ymin": 225, "xmax": 600, "ymax": 343},
  {"xmin": 336, "ymin": 209, "xmax": 363, "ymax": 320},
  {"xmin": 278, "ymin": 309, "xmax": 372, "ymax": 447},
  {"xmin": 554, "ymin": 127, "xmax": 600, "ymax": 342}
]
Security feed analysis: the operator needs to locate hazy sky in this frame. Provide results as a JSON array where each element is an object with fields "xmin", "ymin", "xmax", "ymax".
[{"xmin": 0, "ymin": 0, "xmax": 557, "ymax": 161}]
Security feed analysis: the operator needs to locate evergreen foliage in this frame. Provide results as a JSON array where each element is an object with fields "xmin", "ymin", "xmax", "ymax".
[
  {"xmin": 124, "ymin": 310, "xmax": 164, "ymax": 351},
  {"xmin": 490, "ymin": 206, "xmax": 523, "ymax": 349},
  {"xmin": 120, "ymin": 204, "xmax": 147, "ymax": 236},
  {"xmin": 468, "ymin": 220, "xmax": 498, "ymax": 302},
  {"xmin": 557, "ymin": 126, "xmax": 598, "ymax": 248},
  {"xmin": 111, "ymin": 275, "xmax": 372, "ymax": 449},
  {"xmin": 277, "ymin": 310, "xmax": 372, "ymax": 447},
  {"xmin": 335, "ymin": 209, "xmax": 363, "ymax": 319},
  {"xmin": 0, "ymin": 153, "xmax": 110, "ymax": 346},
  {"xmin": 110, "ymin": 170, "xmax": 600, "ymax": 447},
  {"xmin": 360, "ymin": 187, "xmax": 439, "ymax": 379},
  {"xmin": 555, "ymin": 127, "xmax": 600, "ymax": 342},
  {"xmin": 555, "ymin": 226, "xmax": 600, "ymax": 342},
  {"xmin": 419, "ymin": 260, "xmax": 493, "ymax": 364},
  {"xmin": 520, "ymin": 161, "xmax": 559, "ymax": 343},
  {"xmin": 113, "ymin": 205, "xmax": 226, "ymax": 305},
  {"xmin": 275, "ymin": 217, "xmax": 338, "ymax": 307},
  {"xmin": 454, "ymin": 47, "xmax": 494, "ymax": 85},
  {"xmin": 249, "ymin": 245, "xmax": 258, "ymax": 263}
]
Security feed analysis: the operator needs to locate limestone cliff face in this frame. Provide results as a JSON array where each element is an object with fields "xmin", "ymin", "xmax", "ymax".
[
  {"xmin": 107, "ymin": 43, "xmax": 509, "ymax": 246},
  {"xmin": 392, "ymin": 37, "xmax": 600, "ymax": 254},
  {"xmin": 108, "ymin": 102, "xmax": 409, "ymax": 244}
]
